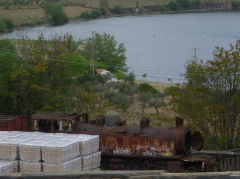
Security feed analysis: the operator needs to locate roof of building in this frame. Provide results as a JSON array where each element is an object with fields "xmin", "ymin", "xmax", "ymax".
[
  {"xmin": 32, "ymin": 111, "xmax": 80, "ymax": 121},
  {"xmin": 0, "ymin": 115, "xmax": 17, "ymax": 122}
]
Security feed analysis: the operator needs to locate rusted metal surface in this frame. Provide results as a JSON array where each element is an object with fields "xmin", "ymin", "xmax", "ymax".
[
  {"xmin": 72, "ymin": 117, "xmax": 199, "ymax": 155},
  {"xmin": 100, "ymin": 135, "xmax": 175, "ymax": 157},
  {"xmin": 33, "ymin": 112, "xmax": 203, "ymax": 157}
]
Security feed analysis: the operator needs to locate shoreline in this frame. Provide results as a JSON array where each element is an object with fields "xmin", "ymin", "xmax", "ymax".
[{"xmin": 0, "ymin": 8, "xmax": 236, "ymax": 36}]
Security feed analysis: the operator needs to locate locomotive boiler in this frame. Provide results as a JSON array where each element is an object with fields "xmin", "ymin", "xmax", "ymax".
[{"xmin": 31, "ymin": 112, "xmax": 208, "ymax": 171}]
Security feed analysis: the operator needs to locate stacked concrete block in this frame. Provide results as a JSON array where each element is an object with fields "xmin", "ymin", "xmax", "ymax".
[
  {"xmin": 19, "ymin": 139, "xmax": 50, "ymax": 162},
  {"xmin": 92, "ymin": 151, "xmax": 101, "ymax": 169},
  {"xmin": 43, "ymin": 160, "xmax": 72, "ymax": 174},
  {"xmin": 11, "ymin": 160, "xmax": 19, "ymax": 173},
  {"xmin": 42, "ymin": 157, "xmax": 82, "ymax": 174},
  {"xmin": 0, "ymin": 161, "xmax": 14, "ymax": 174},
  {"xmin": 89, "ymin": 135, "xmax": 99, "ymax": 154},
  {"xmin": 82, "ymin": 154, "xmax": 93, "ymax": 171},
  {"xmin": 0, "ymin": 131, "xmax": 22, "ymax": 139},
  {"xmin": 0, "ymin": 138, "xmax": 30, "ymax": 160},
  {"xmin": 42, "ymin": 140, "xmax": 80, "ymax": 164},
  {"xmin": 20, "ymin": 161, "xmax": 42, "ymax": 174},
  {"xmin": 77, "ymin": 137, "xmax": 92, "ymax": 156},
  {"xmin": 72, "ymin": 157, "xmax": 82, "ymax": 172},
  {"xmin": 15, "ymin": 132, "xmax": 48, "ymax": 140},
  {"xmin": 0, "ymin": 131, "xmax": 101, "ymax": 175},
  {"xmin": 0, "ymin": 160, "xmax": 19, "ymax": 173}
]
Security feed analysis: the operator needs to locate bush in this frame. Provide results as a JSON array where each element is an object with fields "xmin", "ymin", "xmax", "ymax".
[
  {"xmin": 232, "ymin": 1, "xmax": 240, "ymax": 10},
  {"xmin": 80, "ymin": 11, "xmax": 92, "ymax": 20},
  {"xmin": 111, "ymin": 5, "xmax": 124, "ymax": 14},
  {"xmin": 43, "ymin": 2, "xmax": 68, "ymax": 25},
  {"xmin": 99, "ymin": 8, "xmax": 107, "ymax": 16},
  {"xmin": 80, "ymin": 9, "xmax": 106, "ymax": 20},
  {"xmin": 3, "ymin": 18, "xmax": 14, "ymax": 30},
  {"xmin": 192, "ymin": 0, "xmax": 201, "ymax": 9},
  {"xmin": 0, "ymin": 18, "xmax": 14, "ymax": 33},
  {"xmin": 168, "ymin": 1, "xmax": 179, "ymax": 11},
  {"xmin": 150, "ymin": 5, "xmax": 166, "ymax": 12},
  {"xmin": 176, "ymin": 0, "xmax": 192, "ymax": 9},
  {"xmin": 0, "ymin": 39, "xmax": 15, "ymax": 52},
  {"xmin": 0, "ymin": 19, "xmax": 7, "ymax": 33},
  {"xmin": 91, "ymin": 10, "xmax": 101, "ymax": 18}
]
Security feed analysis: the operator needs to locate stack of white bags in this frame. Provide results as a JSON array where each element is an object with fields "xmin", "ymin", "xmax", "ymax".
[{"xmin": 0, "ymin": 131, "xmax": 101, "ymax": 174}]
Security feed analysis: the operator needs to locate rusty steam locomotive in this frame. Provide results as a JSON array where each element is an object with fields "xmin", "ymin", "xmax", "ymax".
[{"xmin": 30, "ymin": 112, "xmax": 210, "ymax": 172}]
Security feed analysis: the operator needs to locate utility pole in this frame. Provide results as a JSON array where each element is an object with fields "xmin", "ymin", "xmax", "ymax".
[
  {"xmin": 91, "ymin": 40, "xmax": 95, "ymax": 79},
  {"xmin": 193, "ymin": 48, "xmax": 199, "ymax": 61},
  {"xmin": 91, "ymin": 31, "xmax": 96, "ymax": 79}
]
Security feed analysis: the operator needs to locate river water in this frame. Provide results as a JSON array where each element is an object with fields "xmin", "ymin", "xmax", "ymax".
[{"xmin": 3, "ymin": 12, "xmax": 240, "ymax": 83}]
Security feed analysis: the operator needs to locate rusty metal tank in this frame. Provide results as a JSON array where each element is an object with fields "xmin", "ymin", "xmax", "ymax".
[{"xmin": 73, "ymin": 116, "xmax": 203, "ymax": 157}]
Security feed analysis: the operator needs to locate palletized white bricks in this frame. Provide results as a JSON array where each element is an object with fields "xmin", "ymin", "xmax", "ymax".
[
  {"xmin": 89, "ymin": 135, "xmax": 99, "ymax": 154},
  {"xmin": 20, "ymin": 161, "xmax": 42, "ymax": 174},
  {"xmin": 43, "ymin": 157, "xmax": 82, "ymax": 174},
  {"xmin": 0, "ymin": 131, "xmax": 22, "ymax": 138},
  {"xmin": 76, "ymin": 137, "xmax": 92, "ymax": 156},
  {"xmin": 82, "ymin": 154, "xmax": 93, "ymax": 171},
  {"xmin": 12, "ymin": 160, "xmax": 18, "ymax": 173},
  {"xmin": 92, "ymin": 151, "xmax": 101, "ymax": 169},
  {"xmin": 0, "ymin": 161, "xmax": 14, "ymax": 174},
  {"xmin": 43, "ymin": 160, "xmax": 72, "ymax": 174},
  {"xmin": 72, "ymin": 157, "xmax": 82, "ymax": 172},
  {"xmin": 0, "ymin": 138, "xmax": 30, "ymax": 160},
  {"xmin": 0, "ymin": 160, "xmax": 18, "ymax": 173},
  {"xmin": 19, "ymin": 139, "xmax": 50, "ymax": 162},
  {"xmin": 42, "ymin": 140, "xmax": 79, "ymax": 164},
  {"xmin": 0, "ymin": 131, "xmax": 101, "ymax": 174}
]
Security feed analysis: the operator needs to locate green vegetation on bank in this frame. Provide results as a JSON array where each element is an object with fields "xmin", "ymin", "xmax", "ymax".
[
  {"xmin": 0, "ymin": 18, "xmax": 14, "ymax": 32},
  {"xmin": 0, "ymin": 0, "xmax": 238, "ymax": 28},
  {"xmin": 232, "ymin": 1, "xmax": 240, "ymax": 10},
  {"xmin": 80, "ymin": 9, "xmax": 106, "ymax": 20},
  {"xmin": 43, "ymin": 2, "xmax": 68, "ymax": 25},
  {"xmin": 150, "ymin": 0, "xmax": 201, "ymax": 12}
]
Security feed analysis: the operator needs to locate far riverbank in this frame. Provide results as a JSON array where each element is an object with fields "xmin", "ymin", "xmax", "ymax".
[{"xmin": 0, "ymin": 4, "xmax": 237, "ymax": 36}]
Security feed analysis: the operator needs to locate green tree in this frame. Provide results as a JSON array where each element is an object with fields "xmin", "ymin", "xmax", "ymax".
[
  {"xmin": 3, "ymin": 18, "xmax": 14, "ymax": 30},
  {"xmin": 43, "ymin": 2, "xmax": 68, "ymax": 25},
  {"xmin": 168, "ymin": 40, "xmax": 240, "ymax": 150},
  {"xmin": 138, "ymin": 83, "xmax": 158, "ymax": 117},
  {"xmin": 0, "ymin": 35, "xmax": 90, "ymax": 129},
  {"xmin": 149, "ymin": 92, "xmax": 166, "ymax": 114},
  {"xmin": 82, "ymin": 33, "xmax": 127, "ymax": 73}
]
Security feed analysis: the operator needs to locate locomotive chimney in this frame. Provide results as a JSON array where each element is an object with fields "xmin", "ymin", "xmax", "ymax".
[
  {"xmin": 140, "ymin": 118, "xmax": 150, "ymax": 128},
  {"xmin": 176, "ymin": 117, "xmax": 184, "ymax": 128}
]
